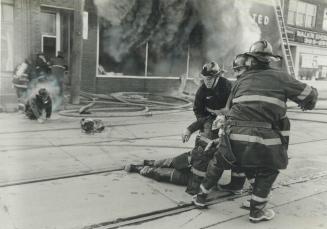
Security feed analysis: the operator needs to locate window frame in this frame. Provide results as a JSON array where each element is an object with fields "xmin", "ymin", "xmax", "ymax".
[
  {"xmin": 287, "ymin": 0, "xmax": 317, "ymax": 28},
  {"xmin": 323, "ymin": 8, "xmax": 327, "ymax": 31}
]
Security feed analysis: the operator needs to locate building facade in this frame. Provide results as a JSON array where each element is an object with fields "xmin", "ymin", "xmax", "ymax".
[
  {"xmin": 283, "ymin": 0, "xmax": 327, "ymax": 80},
  {"xmin": 1, "ymin": 0, "xmax": 98, "ymax": 109},
  {"xmin": 3, "ymin": 0, "xmax": 321, "ymax": 109}
]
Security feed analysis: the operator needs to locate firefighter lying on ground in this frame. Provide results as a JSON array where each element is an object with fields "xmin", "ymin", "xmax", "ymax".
[
  {"xmin": 25, "ymin": 88, "xmax": 52, "ymax": 123},
  {"xmin": 192, "ymin": 40, "xmax": 318, "ymax": 223},
  {"xmin": 125, "ymin": 116, "xmax": 221, "ymax": 195}
]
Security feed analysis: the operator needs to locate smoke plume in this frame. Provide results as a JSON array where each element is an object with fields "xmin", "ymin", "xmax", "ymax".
[
  {"xmin": 94, "ymin": 0, "xmax": 261, "ymax": 77},
  {"xmin": 25, "ymin": 76, "xmax": 62, "ymax": 111},
  {"xmin": 192, "ymin": 0, "xmax": 260, "ymax": 71}
]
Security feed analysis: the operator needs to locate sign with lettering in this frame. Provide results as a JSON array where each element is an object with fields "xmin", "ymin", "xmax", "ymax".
[
  {"xmin": 249, "ymin": 0, "xmax": 283, "ymax": 60},
  {"xmin": 294, "ymin": 30, "xmax": 327, "ymax": 47},
  {"xmin": 249, "ymin": 0, "xmax": 282, "ymax": 54}
]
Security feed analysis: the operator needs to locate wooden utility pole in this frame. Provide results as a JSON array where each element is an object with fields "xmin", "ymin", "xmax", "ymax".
[{"xmin": 70, "ymin": 0, "xmax": 84, "ymax": 104}]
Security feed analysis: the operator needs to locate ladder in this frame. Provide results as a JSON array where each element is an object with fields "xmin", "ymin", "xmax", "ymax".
[{"xmin": 274, "ymin": 0, "xmax": 296, "ymax": 78}]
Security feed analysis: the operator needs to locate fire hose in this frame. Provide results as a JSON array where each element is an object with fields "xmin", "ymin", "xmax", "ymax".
[{"xmin": 58, "ymin": 91, "xmax": 193, "ymax": 117}]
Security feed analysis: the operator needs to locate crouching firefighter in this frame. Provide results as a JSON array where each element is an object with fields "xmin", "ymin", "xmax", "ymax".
[
  {"xmin": 25, "ymin": 88, "xmax": 52, "ymax": 123},
  {"xmin": 192, "ymin": 40, "xmax": 318, "ymax": 223},
  {"xmin": 194, "ymin": 61, "xmax": 247, "ymax": 194},
  {"xmin": 125, "ymin": 117, "xmax": 218, "ymax": 195}
]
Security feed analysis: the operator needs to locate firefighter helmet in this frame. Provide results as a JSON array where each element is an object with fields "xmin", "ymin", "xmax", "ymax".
[
  {"xmin": 38, "ymin": 88, "xmax": 50, "ymax": 103},
  {"xmin": 201, "ymin": 61, "xmax": 223, "ymax": 77},
  {"xmin": 80, "ymin": 118, "xmax": 105, "ymax": 134},
  {"xmin": 249, "ymin": 40, "xmax": 273, "ymax": 55},
  {"xmin": 200, "ymin": 61, "xmax": 225, "ymax": 88},
  {"xmin": 246, "ymin": 40, "xmax": 282, "ymax": 63},
  {"xmin": 232, "ymin": 54, "xmax": 248, "ymax": 70}
]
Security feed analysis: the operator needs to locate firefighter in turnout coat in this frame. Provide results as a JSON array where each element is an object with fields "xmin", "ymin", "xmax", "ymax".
[
  {"xmin": 193, "ymin": 40, "xmax": 318, "ymax": 222},
  {"xmin": 125, "ymin": 117, "xmax": 218, "ymax": 195}
]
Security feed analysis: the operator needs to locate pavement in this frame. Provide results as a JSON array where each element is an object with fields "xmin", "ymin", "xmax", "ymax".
[{"xmin": 0, "ymin": 100, "xmax": 327, "ymax": 229}]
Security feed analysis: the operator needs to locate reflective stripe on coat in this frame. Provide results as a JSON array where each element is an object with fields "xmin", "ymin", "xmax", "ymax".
[{"xmin": 226, "ymin": 68, "xmax": 315, "ymax": 169}]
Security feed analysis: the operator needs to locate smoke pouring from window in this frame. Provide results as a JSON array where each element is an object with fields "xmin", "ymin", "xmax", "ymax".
[{"xmin": 94, "ymin": 0, "xmax": 261, "ymax": 78}]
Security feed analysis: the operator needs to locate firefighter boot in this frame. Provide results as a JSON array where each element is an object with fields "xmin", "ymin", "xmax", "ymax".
[
  {"xmin": 140, "ymin": 166, "xmax": 173, "ymax": 183},
  {"xmin": 192, "ymin": 184, "xmax": 210, "ymax": 208},
  {"xmin": 217, "ymin": 172, "xmax": 246, "ymax": 195},
  {"xmin": 249, "ymin": 199, "xmax": 275, "ymax": 223},
  {"xmin": 124, "ymin": 164, "xmax": 144, "ymax": 173}
]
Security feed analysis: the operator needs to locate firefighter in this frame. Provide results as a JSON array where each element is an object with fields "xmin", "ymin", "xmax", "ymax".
[
  {"xmin": 192, "ymin": 40, "xmax": 318, "ymax": 223},
  {"xmin": 25, "ymin": 88, "xmax": 52, "ymax": 123},
  {"xmin": 35, "ymin": 53, "xmax": 51, "ymax": 80},
  {"xmin": 192, "ymin": 61, "xmax": 247, "ymax": 194},
  {"xmin": 125, "ymin": 117, "xmax": 219, "ymax": 195},
  {"xmin": 193, "ymin": 61, "xmax": 231, "ymax": 121},
  {"xmin": 50, "ymin": 51, "xmax": 68, "ymax": 96}
]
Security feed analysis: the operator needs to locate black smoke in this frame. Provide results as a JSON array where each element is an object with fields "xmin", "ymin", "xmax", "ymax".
[{"xmin": 95, "ymin": 0, "xmax": 260, "ymax": 78}]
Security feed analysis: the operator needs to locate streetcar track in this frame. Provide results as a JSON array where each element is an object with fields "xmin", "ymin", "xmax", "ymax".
[
  {"xmin": 1, "ymin": 115, "xmax": 327, "ymax": 190},
  {"xmin": 289, "ymin": 117, "xmax": 327, "ymax": 124},
  {"xmin": 1, "ymin": 135, "xmax": 327, "ymax": 153},
  {"xmin": 82, "ymin": 171, "xmax": 327, "ymax": 229},
  {"xmin": 0, "ymin": 167, "xmax": 123, "ymax": 188},
  {"xmin": 0, "ymin": 133, "xmax": 183, "ymax": 152},
  {"xmin": 1, "ymin": 110, "xmax": 326, "ymax": 136},
  {"xmin": 0, "ymin": 137, "xmax": 326, "ymax": 188},
  {"xmin": 0, "ymin": 119, "xmax": 193, "ymax": 135}
]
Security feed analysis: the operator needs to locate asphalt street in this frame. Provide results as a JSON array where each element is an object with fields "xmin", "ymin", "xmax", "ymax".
[{"xmin": 0, "ymin": 99, "xmax": 327, "ymax": 229}]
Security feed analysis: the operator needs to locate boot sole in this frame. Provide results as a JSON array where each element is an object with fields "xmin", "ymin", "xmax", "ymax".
[
  {"xmin": 249, "ymin": 210, "xmax": 275, "ymax": 223},
  {"xmin": 192, "ymin": 195, "xmax": 207, "ymax": 208}
]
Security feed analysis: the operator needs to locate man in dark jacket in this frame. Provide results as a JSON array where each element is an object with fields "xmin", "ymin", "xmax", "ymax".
[
  {"xmin": 25, "ymin": 88, "xmax": 52, "ymax": 123},
  {"xmin": 193, "ymin": 61, "xmax": 232, "ymax": 121},
  {"xmin": 193, "ymin": 61, "xmax": 247, "ymax": 193},
  {"xmin": 193, "ymin": 40, "xmax": 318, "ymax": 222}
]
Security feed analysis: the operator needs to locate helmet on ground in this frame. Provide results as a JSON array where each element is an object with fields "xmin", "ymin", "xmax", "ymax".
[{"xmin": 80, "ymin": 118, "xmax": 105, "ymax": 134}]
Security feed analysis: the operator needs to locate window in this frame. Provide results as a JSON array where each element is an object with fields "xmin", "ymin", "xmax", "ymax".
[
  {"xmin": 41, "ymin": 11, "xmax": 59, "ymax": 59},
  {"xmin": 323, "ymin": 9, "xmax": 327, "ymax": 31},
  {"xmin": 1, "ymin": 3, "xmax": 14, "ymax": 71},
  {"xmin": 287, "ymin": 0, "xmax": 316, "ymax": 28},
  {"xmin": 41, "ymin": 12, "xmax": 56, "ymax": 35}
]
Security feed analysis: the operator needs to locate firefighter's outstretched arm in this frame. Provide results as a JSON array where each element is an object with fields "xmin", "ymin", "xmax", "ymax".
[{"xmin": 284, "ymin": 76, "xmax": 318, "ymax": 110}]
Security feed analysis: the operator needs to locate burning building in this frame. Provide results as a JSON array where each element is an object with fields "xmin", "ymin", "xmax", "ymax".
[
  {"xmin": 4, "ymin": 0, "xmax": 322, "ymax": 107},
  {"xmin": 94, "ymin": 0, "xmax": 284, "ymax": 94}
]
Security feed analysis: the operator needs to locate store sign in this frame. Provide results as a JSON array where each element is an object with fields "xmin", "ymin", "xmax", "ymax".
[
  {"xmin": 295, "ymin": 30, "xmax": 327, "ymax": 47},
  {"xmin": 252, "ymin": 13, "xmax": 270, "ymax": 25}
]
